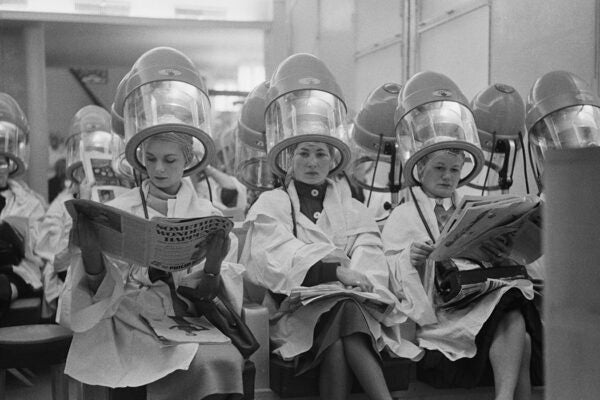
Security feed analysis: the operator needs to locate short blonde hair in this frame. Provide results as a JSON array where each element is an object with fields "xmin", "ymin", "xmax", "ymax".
[{"xmin": 144, "ymin": 132, "xmax": 195, "ymax": 166}]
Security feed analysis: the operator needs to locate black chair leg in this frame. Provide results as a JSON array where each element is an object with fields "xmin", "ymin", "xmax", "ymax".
[
  {"xmin": 242, "ymin": 359, "xmax": 256, "ymax": 400},
  {"xmin": 110, "ymin": 385, "xmax": 146, "ymax": 400}
]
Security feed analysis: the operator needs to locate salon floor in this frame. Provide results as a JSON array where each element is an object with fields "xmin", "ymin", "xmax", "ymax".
[{"xmin": 4, "ymin": 367, "xmax": 544, "ymax": 400}]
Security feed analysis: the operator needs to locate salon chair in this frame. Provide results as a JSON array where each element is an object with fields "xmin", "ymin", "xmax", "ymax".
[{"xmin": 0, "ymin": 323, "xmax": 72, "ymax": 400}]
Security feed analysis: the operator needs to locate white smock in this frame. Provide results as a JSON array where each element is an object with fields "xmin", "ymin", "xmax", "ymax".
[
  {"xmin": 381, "ymin": 186, "xmax": 534, "ymax": 361},
  {"xmin": 62, "ymin": 179, "xmax": 245, "ymax": 396},
  {"xmin": 35, "ymin": 189, "xmax": 74, "ymax": 313},
  {"xmin": 241, "ymin": 178, "xmax": 423, "ymax": 362},
  {"xmin": 1, "ymin": 179, "xmax": 46, "ymax": 290}
]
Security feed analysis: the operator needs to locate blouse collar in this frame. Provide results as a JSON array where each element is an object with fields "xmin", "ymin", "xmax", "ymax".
[
  {"xmin": 424, "ymin": 194, "xmax": 453, "ymax": 211},
  {"xmin": 293, "ymin": 180, "xmax": 327, "ymax": 202}
]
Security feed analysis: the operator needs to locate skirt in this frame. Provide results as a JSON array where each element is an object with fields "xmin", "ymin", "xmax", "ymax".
[
  {"xmin": 417, "ymin": 288, "xmax": 544, "ymax": 389},
  {"xmin": 147, "ymin": 343, "xmax": 244, "ymax": 400},
  {"xmin": 294, "ymin": 298, "xmax": 379, "ymax": 375}
]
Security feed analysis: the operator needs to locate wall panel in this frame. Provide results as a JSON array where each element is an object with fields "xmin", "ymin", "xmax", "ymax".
[
  {"xmin": 288, "ymin": 0, "xmax": 319, "ymax": 54},
  {"xmin": 490, "ymin": 0, "xmax": 595, "ymax": 101},
  {"xmin": 418, "ymin": 5, "xmax": 489, "ymax": 100},
  {"xmin": 355, "ymin": 44, "xmax": 403, "ymax": 112},
  {"xmin": 420, "ymin": 0, "xmax": 480, "ymax": 20},
  {"xmin": 355, "ymin": 0, "xmax": 403, "ymax": 50},
  {"xmin": 353, "ymin": 0, "xmax": 404, "ymax": 112}
]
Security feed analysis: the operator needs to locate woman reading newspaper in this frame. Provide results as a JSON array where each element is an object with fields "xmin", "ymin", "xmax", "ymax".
[
  {"xmin": 383, "ymin": 71, "xmax": 543, "ymax": 400},
  {"xmin": 61, "ymin": 48, "xmax": 246, "ymax": 400},
  {"xmin": 241, "ymin": 54, "xmax": 422, "ymax": 400}
]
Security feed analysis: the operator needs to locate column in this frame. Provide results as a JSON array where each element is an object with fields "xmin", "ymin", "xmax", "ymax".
[{"xmin": 23, "ymin": 23, "xmax": 49, "ymax": 200}]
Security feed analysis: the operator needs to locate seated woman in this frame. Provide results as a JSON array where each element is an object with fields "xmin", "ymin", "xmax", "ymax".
[
  {"xmin": 0, "ymin": 155, "xmax": 46, "ymax": 321},
  {"xmin": 382, "ymin": 149, "xmax": 543, "ymax": 400},
  {"xmin": 62, "ymin": 132, "xmax": 246, "ymax": 400},
  {"xmin": 241, "ymin": 141, "xmax": 422, "ymax": 400}
]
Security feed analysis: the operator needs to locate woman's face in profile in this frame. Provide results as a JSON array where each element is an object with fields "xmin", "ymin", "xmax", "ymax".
[
  {"xmin": 143, "ymin": 139, "xmax": 186, "ymax": 195},
  {"xmin": 418, "ymin": 151, "xmax": 464, "ymax": 198},
  {"xmin": 292, "ymin": 141, "xmax": 331, "ymax": 185}
]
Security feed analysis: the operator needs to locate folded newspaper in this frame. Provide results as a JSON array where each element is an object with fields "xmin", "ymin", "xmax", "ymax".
[
  {"xmin": 65, "ymin": 199, "xmax": 233, "ymax": 272},
  {"xmin": 437, "ymin": 278, "xmax": 517, "ymax": 310},
  {"xmin": 140, "ymin": 314, "xmax": 231, "ymax": 345},
  {"xmin": 289, "ymin": 283, "xmax": 395, "ymax": 317},
  {"xmin": 429, "ymin": 194, "xmax": 542, "ymax": 265}
]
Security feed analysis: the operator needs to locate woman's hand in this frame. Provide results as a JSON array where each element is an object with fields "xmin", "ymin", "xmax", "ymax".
[
  {"xmin": 336, "ymin": 267, "xmax": 373, "ymax": 292},
  {"xmin": 177, "ymin": 273, "xmax": 221, "ymax": 303},
  {"xmin": 76, "ymin": 213, "xmax": 105, "ymax": 276},
  {"xmin": 205, "ymin": 165, "xmax": 237, "ymax": 190},
  {"xmin": 410, "ymin": 240, "xmax": 435, "ymax": 269},
  {"xmin": 203, "ymin": 230, "xmax": 231, "ymax": 275},
  {"xmin": 177, "ymin": 231, "xmax": 230, "ymax": 303}
]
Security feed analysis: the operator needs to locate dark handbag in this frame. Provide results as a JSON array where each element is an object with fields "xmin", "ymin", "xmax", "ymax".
[
  {"xmin": 0, "ymin": 221, "xmax": 25, "ymax": 266},
  {"xmin": 193, "ymin": 294, "xmax": 260, "ymax": 359},
  {"xmin": 435, "ymin": 259, "xmax": 529, "ymax": 307}
]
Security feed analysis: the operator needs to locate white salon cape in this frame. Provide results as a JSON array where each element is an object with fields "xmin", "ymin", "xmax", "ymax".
[
  {"xmin": 381, "ymin": 186, "xmax": 535, "ymax": 361},
  {"xmin": 35, "ymin": 189, "xmax": 74, "ymax": 314},
  {"xmin": 62, "ymin": 179, "xmax": 245, "ymax": 390},
  {"xmin": 241, "ymin": 178, "xmax": 423, "ymax": 362},
  {"xmin": 1, "ymin": 179, "xmax": 46, "ymax": 291}
]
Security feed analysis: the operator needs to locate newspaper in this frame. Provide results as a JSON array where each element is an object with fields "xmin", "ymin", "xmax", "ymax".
[
  {"xmin": 65, "ymin": 198, "xmax": 234, "ymax": 272},
  {"xmin": 437, "ymin": 278, "xmax": 510, "ymax": 310},
  {"xmin": 139, "ymin": 314, "xmax": 231, "ymax": 345},
  {"xmin": 289, "ymin": 283, "xmax": 395, "ymax": 317},
  {"xmin": 429, "ymin": 194, "xmax": 542, "ymax": 265},
  {"xmin": 434, "ymin": 260, "xmax": 530, "ymax": 310}
]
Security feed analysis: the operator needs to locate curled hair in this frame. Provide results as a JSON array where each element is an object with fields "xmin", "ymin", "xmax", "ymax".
[{"xmin": 144, "ymin": 132, "xmax": 195, "ymax": 166}]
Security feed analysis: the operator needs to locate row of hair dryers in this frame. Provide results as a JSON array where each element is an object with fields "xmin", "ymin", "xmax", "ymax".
[
  {"xmin": 1, "ymin": 49, "xmax": 598, "ymax": 207},
  {"xmin": 233, "ymin": 54, "xmax": 600, "ymax": 207}
]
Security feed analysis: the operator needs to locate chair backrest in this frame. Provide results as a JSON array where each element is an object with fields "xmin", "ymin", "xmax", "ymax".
[{"xmin": 232, "ymin": 223, "xmax": 267, "ymax": 305}]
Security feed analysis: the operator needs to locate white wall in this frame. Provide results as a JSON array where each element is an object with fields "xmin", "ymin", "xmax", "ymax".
[
  {"xmin": 416, "ymin": 1, "xmax": 489, "ymax": 100},
  {"xmin": 354, "ymin": 0, "xmax": 404, "ymax": 111},
  {"xmin": 275, "ymin": 0, "xmax": 356, "ymax": 108},
  {"xmin": 46, "ymin": 66, "xmax": 129, "ymax": 139}
]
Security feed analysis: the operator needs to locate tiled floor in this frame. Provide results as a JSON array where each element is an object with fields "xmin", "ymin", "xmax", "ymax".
[
  {"xmin": 3, "ymin": 366, "xmax": 78, "ymax": 400},
  {"xmin": 3, "ymin": 367, "xmax": 544, "ymax": 400}
]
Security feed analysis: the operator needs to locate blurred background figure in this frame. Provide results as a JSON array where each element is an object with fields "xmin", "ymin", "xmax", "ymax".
[
  {"xmin": 36, "ymin": 105, "xmax": 131, "ymax": 317},
  {"xmin": 47, "ymin": 157, "xmax": 66, "ymax": 203},
  {"xmin": 526, "ymin": 70, "xmax": 600, "ymax": 192},
  {"xmin": 233, "ymin": 80, "xmax": 276, "ymax": 211},
  {"xmin": 0, "ymin": 92, "xmax": 47, "ymax": 321},
  {"xmin": 466, "ymin": 83, "xmax": 529, "ymax": 196},
  {"xmin": 193, "ymin": 120, "xmax": 249, "ymax": 220},
  {"xmin": 348, "ymin": 82, "xmax": 404, "ymax": 223},
  {"xmin": 47, "ymin": 131, "xmax": 66, "ymax": 203}
]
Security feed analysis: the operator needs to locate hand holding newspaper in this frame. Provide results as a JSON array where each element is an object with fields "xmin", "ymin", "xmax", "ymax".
[
  {"xmin": 429, "ymin": 194, "xmax": 542, "ymax": 265},
  {"xmin": 65, "ymin": 199, "xmax": 234, "ymax": 272},
  {"xmin": 426, "ymin": 194, "xmax": 542, "ymax": 309}
]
